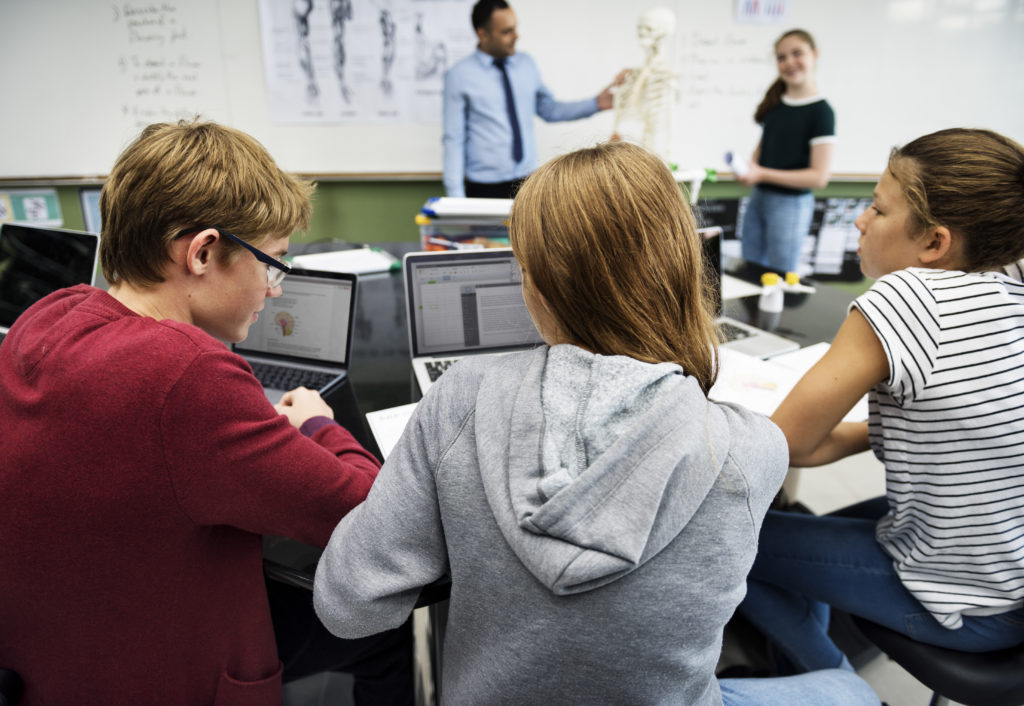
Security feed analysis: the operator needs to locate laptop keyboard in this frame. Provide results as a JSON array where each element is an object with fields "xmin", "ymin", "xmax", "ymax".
[
  {"xmin": 425, "ymin": 358, "xmax": 457, "ymax": 382},
  {"xmin": 718, "ymin": 321, "xmax": 752, "ymax": 343},
  {"xmin": 250, "ymin": 361, "xmax": 338, "ymax": 391}
]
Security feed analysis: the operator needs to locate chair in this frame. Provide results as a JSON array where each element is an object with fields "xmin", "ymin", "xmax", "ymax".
[
  {"xmin": 0, "ymin": 668, "xmax": 23, "ymax": 706},
  {"xmin": 852, "ymin": 616, "xmax": 1024, "ymax": 706}
]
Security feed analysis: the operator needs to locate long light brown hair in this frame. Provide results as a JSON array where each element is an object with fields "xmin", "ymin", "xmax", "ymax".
[
  {"xmin": 509, "ymin": 142, "xmax": 719, "ymax": 395},
  {"xmin": 888, "ymin": 128, "xmax": 1024, "ymax": 271},
  {"xmin": 754, "ymin": 29, "xmax": 817, "ymax": 124}
]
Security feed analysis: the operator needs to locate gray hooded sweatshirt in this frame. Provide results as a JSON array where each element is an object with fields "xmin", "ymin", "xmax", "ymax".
[{"xmin": 315, "ymin": 345, "xmax": 787, "ymax": 705}]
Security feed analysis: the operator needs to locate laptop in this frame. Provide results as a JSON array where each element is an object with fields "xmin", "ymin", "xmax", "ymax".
[
  {"xmin": 0, "ymin": 223, "xmax": 100, "ymax": 343},
  {"xmin": 233, "ymin": 268, "xmax": 357, "ymax": 403},
  {"xmin": 403, "ymin": 249, "xmax": 544, "ymax": 393},
  {"xmin": 701, "ymin": 228, "xmax": 800, "ymax": 359}
]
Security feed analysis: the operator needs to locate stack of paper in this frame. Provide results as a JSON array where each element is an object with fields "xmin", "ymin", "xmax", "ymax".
[{"xmin": 420, "ymin": 197, "xmax": 512, "ymax": 219}]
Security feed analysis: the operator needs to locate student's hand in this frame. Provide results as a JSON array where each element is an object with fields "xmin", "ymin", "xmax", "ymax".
[
  {"xmin": 736, "ymin": 163, "xmax": 764, "ymax": 186},
  {"xmin": 275, "ymin": 386, "xmax": 335, "ymax": 429}
]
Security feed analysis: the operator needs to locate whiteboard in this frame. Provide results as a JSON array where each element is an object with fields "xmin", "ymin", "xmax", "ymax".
[{"xmin": 1, "ymin": 0, "xmax": 1022, "ymax": 179}]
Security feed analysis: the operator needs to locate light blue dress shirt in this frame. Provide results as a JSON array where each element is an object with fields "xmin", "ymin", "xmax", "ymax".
[{"xmin": 442, "ymin": 50, "xmax": 599, "ymax": 197}]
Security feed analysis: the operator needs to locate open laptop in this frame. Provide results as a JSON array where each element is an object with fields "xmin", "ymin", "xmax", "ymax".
[
  {"xmin": 701, "ymin": 228, "xmax": 800, "ymax": 359},
  {"xmin": 0, "ymin": 223, "xmax": 100, "ymax": 344},
  {"xmin": 404, "ymin": 249, "xmax": 544, "ymax": 393},
  {"xmin": 233, "ymin": 268, "xmax": 357, "ymax": 403}
]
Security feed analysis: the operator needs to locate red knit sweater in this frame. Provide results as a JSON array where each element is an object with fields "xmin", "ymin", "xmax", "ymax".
[{"xmin": 0, "ymin": 286, "xmax": 381, "ymax": 705}]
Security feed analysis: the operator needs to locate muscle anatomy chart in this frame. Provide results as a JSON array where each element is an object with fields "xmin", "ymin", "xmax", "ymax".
[{"xmin": 260, "ymin": 0, "xmax": 474, "ymax": 123}]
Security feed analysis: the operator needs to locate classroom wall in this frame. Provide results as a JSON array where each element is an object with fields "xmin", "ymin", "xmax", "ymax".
[
  {"xmin": 2, "ymin": 0, "xmax": 1021, "ymax": 180},
  {"xmin": 53, "ymin": 178, "xmax": 875, "ymax": 245}
]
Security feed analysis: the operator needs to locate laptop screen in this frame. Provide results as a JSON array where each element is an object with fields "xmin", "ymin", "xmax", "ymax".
[
  {"xmin": 233, "ymin": 269, "xmax": 356, "ymax": 367},
  {"xmin": 405, "ymin": 249, "xmax": 543, "ymax": 357},
  {"xmin": 0, "ymin": 223, "xmax": 99, "ymax": 330}
]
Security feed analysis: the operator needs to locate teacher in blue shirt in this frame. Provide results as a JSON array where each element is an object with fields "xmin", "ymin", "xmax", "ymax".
[{"xmin": 443, "ymin": 0, "xmax": 621, "ymax": 199}]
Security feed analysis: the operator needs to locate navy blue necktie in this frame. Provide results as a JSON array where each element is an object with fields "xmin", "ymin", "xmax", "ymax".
[{"xmin": 493, "ymin": 57, "xmax": 524, "ymax": 163}]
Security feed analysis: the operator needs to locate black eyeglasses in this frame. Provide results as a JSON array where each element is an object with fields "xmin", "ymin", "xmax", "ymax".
[{"xmin": 176, "ymin": 227, "xmax": 291, "ymax": 288}]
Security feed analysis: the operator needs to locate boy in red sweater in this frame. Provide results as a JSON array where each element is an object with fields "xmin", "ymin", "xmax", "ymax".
[{"xmin": 0, "ymin": 120, "xmax": 411, "ymax": 705}]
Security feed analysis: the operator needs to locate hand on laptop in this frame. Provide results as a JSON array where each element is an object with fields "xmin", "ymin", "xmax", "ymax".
[{"xmin": 274, "ymin": 386, "xmax": 335, "ymax": 428}]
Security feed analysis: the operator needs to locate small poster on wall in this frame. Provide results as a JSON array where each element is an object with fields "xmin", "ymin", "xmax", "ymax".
[{"xmin": 734, "ymin": 0, "xmax": 790, "ymax": 25}]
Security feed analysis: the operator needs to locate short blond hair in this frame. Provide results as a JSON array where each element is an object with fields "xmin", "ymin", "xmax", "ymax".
[
  {"xmin": 100, "ymin": 119, "xmax": 314, "ymax": 285},
  {"xmin": 510, "ymin": 142, "xmax": 719, "ymax": 394}
]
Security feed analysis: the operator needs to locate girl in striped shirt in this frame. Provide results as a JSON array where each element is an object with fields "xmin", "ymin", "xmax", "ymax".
[{"xmin": 739, "ymin": 127, "xmax": 1024, "ymax": 672}]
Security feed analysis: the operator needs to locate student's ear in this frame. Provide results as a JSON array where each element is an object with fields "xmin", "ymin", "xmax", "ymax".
[
  {"xmin": 918, "ymin": 225, "xmax": 956, "ymax": 267},
  {"xmin": 184, "ymin": 229, "xmax": 220, "ymax": 276}
]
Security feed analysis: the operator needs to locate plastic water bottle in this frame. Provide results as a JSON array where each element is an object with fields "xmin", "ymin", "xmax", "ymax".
[{"xmin": 757, "ymin": 272, "xmax": 783, "ymax": 331}]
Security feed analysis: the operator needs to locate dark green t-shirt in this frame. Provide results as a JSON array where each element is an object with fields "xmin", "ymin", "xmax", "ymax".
[{"xmin": 759, "ymin": 97, "xmax": 835, "ymax": 195}]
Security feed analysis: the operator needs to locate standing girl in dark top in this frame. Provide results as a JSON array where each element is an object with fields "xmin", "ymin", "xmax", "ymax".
[{"xmin": 737, "ymin": 29, "xmax": 835, "ymax": 273}]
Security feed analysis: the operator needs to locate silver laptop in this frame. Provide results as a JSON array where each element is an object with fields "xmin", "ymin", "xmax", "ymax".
[
  {"xmin": 0, "ymin": 223, "xmax": 100, "ymax": 342},
  {"xmin": 701, "ymin": 228, "xmax": 799, "ymax": 359},
  {"xmin": 403, "ymin": 249, "xmax": 544, "ymax": 393},
  {"xmin": 233, "ymin": 268, "xmax": 357, "ymax": 403}
]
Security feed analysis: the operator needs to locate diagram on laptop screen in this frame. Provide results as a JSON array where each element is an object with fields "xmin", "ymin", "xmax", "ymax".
[{"xmin": 243, "ymin": 277, "xmax": 352, "ymax": 365}]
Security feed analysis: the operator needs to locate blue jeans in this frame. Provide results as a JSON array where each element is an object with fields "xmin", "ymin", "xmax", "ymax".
[
  {"xmin": 739, "ymin": 186, "xmax": 815, "ymax": 273},
  {"xmin": 720, "ymin": 669, "xmax": 878, "ymax": 705},
  {"xmin": 739, "ymin": 497, "xmax": 1024, "ymax": 672}
]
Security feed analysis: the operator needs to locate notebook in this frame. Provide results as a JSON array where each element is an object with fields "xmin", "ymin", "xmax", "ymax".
[
  {"xmin": 0, "ymin": 223, "xmax": 100, "ymax": 342},
  {"xmin": 701, "ymin": 228, "xmax": 800, "ymax": 359},
  {"xmin": 233, "ymin": 268, "xmax": 357, "ymax": 403},
  {"xmin": 403, "ymin": 249, "xmax": 544, "ymax": 393}
]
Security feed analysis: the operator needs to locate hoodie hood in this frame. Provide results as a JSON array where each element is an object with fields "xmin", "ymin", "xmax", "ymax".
[{"xmin": 476, "ymin": 345, "xmax": 730, "ymax": 595}]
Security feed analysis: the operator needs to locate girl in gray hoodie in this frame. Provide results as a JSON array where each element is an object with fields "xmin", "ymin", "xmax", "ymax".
[{"xmin": 314, "ymin": 142, "xmax": 878, "ymax": 705}]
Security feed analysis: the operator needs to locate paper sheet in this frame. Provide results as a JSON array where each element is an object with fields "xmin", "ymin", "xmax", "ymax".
[
  {"xmin": 291, "ymin": 247, "xmax": 398, "ymax": 275},
  {"xmin": 711, "ymin": 344, "xmax": 868, "ymax": 422},
  {"xmin": 365, "ymin": 402, "xmax": 418, "ymax": 460}
]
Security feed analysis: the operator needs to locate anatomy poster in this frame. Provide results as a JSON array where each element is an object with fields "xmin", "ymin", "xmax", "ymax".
[{"xmin": 259, "ymin": 0, "xmax": 475, "ymax": 124}]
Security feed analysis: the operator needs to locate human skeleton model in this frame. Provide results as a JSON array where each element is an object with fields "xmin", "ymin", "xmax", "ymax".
[{"xmin": 612, "ymin": 6, "xmax": 679, "ymax": 162}]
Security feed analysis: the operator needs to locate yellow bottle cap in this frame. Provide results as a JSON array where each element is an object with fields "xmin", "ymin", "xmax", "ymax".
[
  {"xmin": 785, "ymin": 272, "xmax": 800, "ymax": 285},
  {"xmin": 415, "ymin": 214, "xmax": 431, "ymax": 225},
  {"xmin": 761, "ymin": 272, "xmax": 781, "ymax": 286}
]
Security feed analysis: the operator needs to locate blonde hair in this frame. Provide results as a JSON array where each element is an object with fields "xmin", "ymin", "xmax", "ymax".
[
  {"xmin": 888, "ymin": 128, "xmax": 1024, "ymax": 271},
  {"xmin": 100, "ymin": 118, "xmax": 314, "ymax": 285},
  {"xmin": 510, "ymin": 142, "xmax": 719, "ymax": 395},
  {"xmin": 754, "ymin": 29, "xmax": 817, "ymax": 124}
]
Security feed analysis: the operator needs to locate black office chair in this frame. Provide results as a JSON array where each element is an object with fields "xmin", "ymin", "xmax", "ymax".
[
  {"xmin": 0, "ymin": 667, "xmax": 23, "ymax": 706},
  {"xmin": 852, "ymin": 616, "xmax": 1024, "ymax": 706}
]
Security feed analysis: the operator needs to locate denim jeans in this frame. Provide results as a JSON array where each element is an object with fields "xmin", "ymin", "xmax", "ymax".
[
  {"xmin": 739, "ymin": 186, "xmax": 815, "ymax": 273},
  {"xmin": 738, "ymin": 497, "xmax": 1024, "ymax": 672},
  {"xmin": 720, "ymin": 669, "xmax": 878, "ymax": 705}
]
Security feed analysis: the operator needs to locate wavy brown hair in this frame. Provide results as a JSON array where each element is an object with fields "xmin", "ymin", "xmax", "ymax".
[
  {"xmin": 754, "ymin": 29, "xmax": 817, "ymax": 124},
  {"xmin": 100, "ymin": 118, "xmax": 314, "ymax": 286},
  {"xmin": 509, "ymin": 142, "xmax": 719, "ymax": 395},
  {"xmin": 888, "ymin": 128, "xmax": 1024, "ymax": 271}
]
